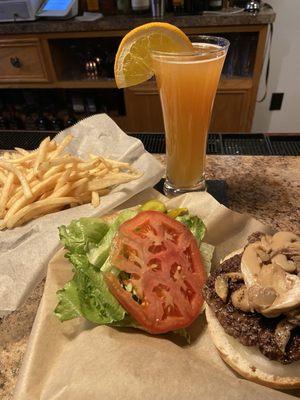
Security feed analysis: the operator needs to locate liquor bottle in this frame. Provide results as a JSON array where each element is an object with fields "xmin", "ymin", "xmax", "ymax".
[
  {"xmin": 185, "ymin": 0, "xmax": 205, "ymax": 14},
  {"xmin": 100, "ymin": 0, "xmax": 118, "ymax": 14},
  {"xmin": 65, "ymin": 109, "xmax": 78, "ymax": 128},
  {"xmin": 24, "ymin": 111, "xmax": 37, "ymax": 131},
  {"xmin": 86, "ymin": 0, "xmax": 100, "ymax": 12},
  {"xmin": 117, "ymin": 0, "xmax": 131, "ymax": 13},
  {"xmin": 0, "ymin": 100, "xmax": 9, "ymax": 130},
  {"xmin": 0, "ymin": 115, "xmax": 8, "ymax": 130},
  {"xmin": 131, "ymin": 0, "xmax": 150, "ymax": 13},
  {"xmin": 49, "ymin": 113, "xmax": 64, "ymax": 131},
  {"xmin": 9, "ymin": 111, "xmax": 24, "ymax": 130},
  {"xmin": 165, "ymin": 0, "xmax": 173, "ymax": 11},
  {"xmin": 172, "ymin": 0, "xmax": 184, "ymax": 14},
  {"xmin": 36, "ymin": 112, "xmax": 50, "ymax": 131},
  {"xmin": 208, "ymin": 0, "xmax": 222, "ymax": 10}
]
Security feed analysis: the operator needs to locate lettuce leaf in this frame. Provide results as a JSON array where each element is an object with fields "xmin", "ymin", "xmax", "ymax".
[
  {"xmin": 175, "ymin": 214, "xmax": 206, "ymax": 246},
  {"xmin": 87, "ymin": 210, "xmax": 137, "ymax": 268},
  {"xmin": 54, "ymin": 252, "xmax": 126, "ymax": 324},
  {"xmin": 55, "ymin": 280, "xmax": 81, "ymax": 321},
  {"xmin": 55, "ymin": 211, "xmax": 138, "ymax": 324},
  {"xmin": 59, "ymin": 217, "xmax": 109, "ymax": 254}
]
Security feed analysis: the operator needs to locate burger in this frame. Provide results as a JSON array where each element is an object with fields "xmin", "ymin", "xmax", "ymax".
[{"xmin": 203, "ymin": 231, "xmax": 300, "ymax": 389}]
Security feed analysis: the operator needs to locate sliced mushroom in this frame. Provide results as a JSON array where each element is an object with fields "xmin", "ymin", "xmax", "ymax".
[
  {"xmin": 248, "ymin": 284, "xmax": 277, "ymax": 312},
  {"xmin": 292, "ymin": 255, "xmax": 300, "ymax": 275},
  {"xmin": 241, "ymin": 231, "xmax": 300, "ymax": 317},
  {"xmin": 260, "ymin": 234, "xmax": 273, "ymax": 253},
  {"xmin": 241, "ymin": 243, "xmax": 262, "ymax": 286},
  {"xmin": 214, "ymin": 272, "xmax": 244, "ymax": 303},
  {"xmin": 215, "ymin": 276, "xmax": 228, "ymax": 302},
  {"xmin": 256, "ymin": 248, "xmax": 270, "ymax": 263},
  {"xmin": 231, "ymin": 285, "xmax": 251, "ymax": 312},
  {"xmin": 271, "ymin": 232, "xmax": 300, "ymax": 251},
  {"xmin": 272, "ymin": 254, "xmax": 296, "ymax": 273},
  {"xmin": 275, "ymin": 319, "xmax": 295, "ymax": 353}
]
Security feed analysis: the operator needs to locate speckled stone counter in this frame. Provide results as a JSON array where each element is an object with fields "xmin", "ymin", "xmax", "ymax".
[
  {"xmin": 0, "ymin": 155, "xmax": 299, "ymax": 399},
  {"xmin": 0, "ymin": 6, "xmax": 275, "ymax": 35}
]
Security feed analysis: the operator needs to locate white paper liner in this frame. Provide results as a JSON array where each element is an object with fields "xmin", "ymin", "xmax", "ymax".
[{"xmin": 0, "ymin": 115, "xmax": 164, "ymax": 314}]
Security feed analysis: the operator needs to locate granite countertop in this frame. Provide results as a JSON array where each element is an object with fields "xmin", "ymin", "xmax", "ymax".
[
  {"xmin": 1, "ymin": 154, "xmax": 299, "ymax": 399},
  {"xmin": 0, "ymin": 6, "xmax": 275, "ymax": 35}
]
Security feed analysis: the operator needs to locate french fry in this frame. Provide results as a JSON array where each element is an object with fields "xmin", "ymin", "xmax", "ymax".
[
  {"xmin": 0, "ymin": 134, "xmax": 142, "ymax": 229},
  {"xmin": 6, "ymin": 197, "xmax": 80, "ymax": 229},
  {"xmin": 54, "ymin": 168, "xmax": 72, "ymax": 191},
  {"xmin": 50, "ymin": 182, "xmax": 72, "ymax": 198},
  {"xmin": 49, "ymin": 134, "xmax": 73, "ymax": 159},
  {"xmin": 91, "ymin": 191, "xmax": 100, "ymax": 208},
  {"xmin": 88, "ymin": 172, "xmax": 142, "ymax": 191},
  {"xmin": 0, "ymin": 172, "xmax": 14, "ymax": 217},
  {"xmin": 3, "ymin": 172, "xmax": 62, "ymax": 223},
  {"xmin": 33, "ymin": 136, "xmax": 50, "ymax": 175},
  {"xmin": 0, "ymin": 161, "xmax": 33, "ymax": 199},
  {"xmin": 15, "ymin": 147, "xmax": 29, "ymax": 155}
]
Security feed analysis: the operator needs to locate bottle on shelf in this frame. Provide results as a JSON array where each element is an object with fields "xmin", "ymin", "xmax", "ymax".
[
  {"xmin": 185, "ymin": 0, "xmax": 205, "ymax": 14},
  {"xmin": 100, "ymin": 0, "xmax": 118, "ymax": 14},
  {"xmin": 165, "ymin": 0, "xmax": 173, "ymax": 11},
  {"xmin": 117, "ymin": 0, "xmax": 131, "ymax": 12},
  {"xmin": 86, "ymin": 0, "xmax": 100, "ymax": 12},
  {"xmin": 36, "ymin": 111, "xmax": 50, "ymax": 131},
  {"xmin": 0, "ymin": 100, "xmax": 9, "ymax": 130},
  {"xmin": 131, "ymin": 0, "xmax": 150, "ymax": 13},
  {"xmin": 172, "ymin": 0, "xmax": 184, "ymax": 15},
  {"xmin": 65, "ymin": 109, "xmax": 78, "ymax": 128},
  {"xmin": 49, "ymin": 113, "xmax": 64, "ymax": 131},
  {"xmin": 0, "ymin": 115, "xmax": 9, "ymax": 130},
  {"xmin": 23, "ymin": 105, "xmax": 38, "ymax": 131},
  {"xmin": 207, "ymin": 0, "xmax": 223, "ymax": 10},
  {"xmin": 8, "ymin": 111, "xmax": 24, "ymax": 130}
]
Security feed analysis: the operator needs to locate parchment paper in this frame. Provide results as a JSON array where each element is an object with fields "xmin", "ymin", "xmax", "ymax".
[
  {"xmin": 0, "ymin": 115, "xmax": 164, "ymax": 315},
  {"xmin": 14, "ymin": 190, "xmax": 299, "ymax": 400}
]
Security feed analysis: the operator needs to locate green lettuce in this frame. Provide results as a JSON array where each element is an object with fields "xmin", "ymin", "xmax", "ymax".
[
  {"xmin": 55, "ymin": 213, "xmax": 137, "ymax": 324},
  {"xmin": 59, "ymin": 217, "xmax": 109, "ymax": 254},
  {"xmin": 175, "ymin": 214, "xmax": 206, "ymax": 246},
  {"xmin": 87, "ymin": 210, "xmax": 137, "ymax": 267},
  {"xmin": 54, "ymin": 207, "xmax": 214, "ymax": 337}
]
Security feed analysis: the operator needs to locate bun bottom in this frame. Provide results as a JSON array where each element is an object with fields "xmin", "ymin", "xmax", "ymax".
[{"xmin": 205, "ymin": 306, "xmax": 300, "ymax": 390}]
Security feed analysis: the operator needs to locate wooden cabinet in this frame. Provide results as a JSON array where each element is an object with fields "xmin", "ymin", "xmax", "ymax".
[
  {"xmin": 123, "ymin": 78, "xmax": 253, "ymax": 132},
  {"xmin": 124, "ymin": 81, "xmax": 164, "ymax": 132},
  {"xmin": 0, "ymin": 39, "xmax": 49, "ymax": 83},
  {"xmin": 0, "ymin": 23, "xmax": 268, "ymax": 133}
]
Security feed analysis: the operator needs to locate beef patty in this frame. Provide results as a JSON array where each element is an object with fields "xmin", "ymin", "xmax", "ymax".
[{"xmin": 203, "ymin": 253, "xmax": 300, "ymax": 364}]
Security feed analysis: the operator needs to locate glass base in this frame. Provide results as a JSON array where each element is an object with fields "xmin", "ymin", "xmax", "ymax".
[{"xmin": 163, "ymin": 177, "xmax": 207, "ymax": 197}]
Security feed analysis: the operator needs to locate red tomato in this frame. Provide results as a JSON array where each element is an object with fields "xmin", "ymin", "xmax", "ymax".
[{"xmin": 105, "ymin": 211, "xmax": 206, "ymax": 334}]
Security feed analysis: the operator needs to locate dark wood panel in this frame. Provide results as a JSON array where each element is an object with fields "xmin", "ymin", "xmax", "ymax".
[{"xmin": 210, "ymin": 90, "xmax": 251, "ymax": 132}]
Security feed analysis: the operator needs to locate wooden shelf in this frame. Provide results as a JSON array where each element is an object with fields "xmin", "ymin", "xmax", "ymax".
[
  {"xmin": 219, "ymin": 77, "xmax": 253, "ymax": 90},
  {"xmin": 57, "ymin": 79, "xmax": 117, "ymax": 89},
  {"xmin": 0, "ymin": 79, "xmax": 117, "ymax": 89}
]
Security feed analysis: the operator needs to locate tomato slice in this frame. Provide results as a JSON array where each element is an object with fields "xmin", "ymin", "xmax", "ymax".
[{"xmin": 105, "ymin": 211, "xmax": 206, "ymax": 334}]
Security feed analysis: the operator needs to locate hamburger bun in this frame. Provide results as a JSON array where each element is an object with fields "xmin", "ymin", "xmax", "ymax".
[{"xmin": 205, "ymin": 306, "xmax": 300, "ymax": 390}]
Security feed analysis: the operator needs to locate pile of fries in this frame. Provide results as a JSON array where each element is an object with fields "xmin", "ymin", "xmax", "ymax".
[{"xmin": 0, "ymin": 135, "xmax": 142, "ymax": 229}]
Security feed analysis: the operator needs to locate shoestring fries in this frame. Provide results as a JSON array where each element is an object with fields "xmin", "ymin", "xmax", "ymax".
[{"xmin": 0, "ymin": 135, "xmax": 142, "ymax": 229}]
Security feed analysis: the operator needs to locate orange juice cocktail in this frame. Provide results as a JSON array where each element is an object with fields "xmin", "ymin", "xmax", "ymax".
[{"xmin": 152, "ymin": 36, "xmax": 229, "ymax": 195}]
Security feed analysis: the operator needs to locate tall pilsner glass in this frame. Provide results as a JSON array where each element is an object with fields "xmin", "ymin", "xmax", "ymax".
[{"xmin": 152, "ymin": 36, "xmax": 229, "ymax": 196}]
